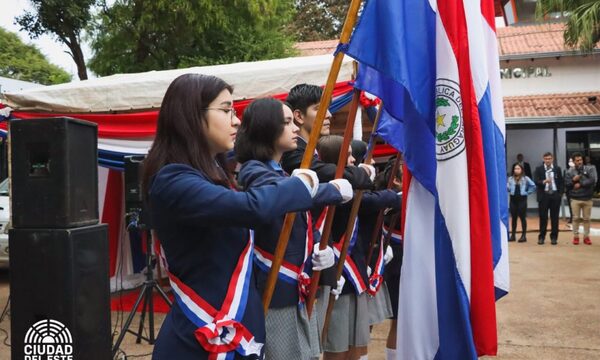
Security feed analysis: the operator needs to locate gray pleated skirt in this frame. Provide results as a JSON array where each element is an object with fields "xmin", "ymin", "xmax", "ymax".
[
  {"xmin": 322, "ymin": 292, "xmax": 370, "ymax": 353},
  {"xmin": 264, "ymin": 304, "xmax": 321, "ymax": 360},
  {"xmin": 367, "ymin": 282, "xmax": 394, "ymax": 325}
]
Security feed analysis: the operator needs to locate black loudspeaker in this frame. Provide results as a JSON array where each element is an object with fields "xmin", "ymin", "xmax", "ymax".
[
  {"xmin": 124, "ymin": 155, "xmax": 144, "ymax": 207},
  {"xmin": 9, "ymin": 224, "xmax": 111, "ymax": 360},
  {"xmin": 11, "ymin": 117, "xmax": 99, "ymax": 228},
  {"xmin": 124, "ymin": 155, "xmax": 151, "ymax": 228}
]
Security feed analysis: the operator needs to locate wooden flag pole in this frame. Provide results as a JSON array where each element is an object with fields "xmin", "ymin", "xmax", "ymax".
[
  {"xmin": 304, "ymin": 88, "xmax": 362, "ymax": 317},
  {"xmin": 365, "ymin": 153, "xmax": 401, "ymax": 265},
  {"xmin": 261, "ymin": 0, "xmax": 364, "ymax": 314}
]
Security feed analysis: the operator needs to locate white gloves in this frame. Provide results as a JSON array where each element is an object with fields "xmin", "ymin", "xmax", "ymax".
[
  {"xmin": 331, "ymin": 276, "xmax": 346, "ymax": 300},
  {"xmin": 367, "ymin": 266, "xmax": 372, "ymax": 277},
  {"xmin": 291, "ymin": 168, "xmax": 319, "ymax": 198},
  {"xmin": 311, "ymin": 244, "xmax": 335, "ymax": 271},
  {"xmin": 358, "ymin": 163, "xmax": 376, "ymax": 182},
  {"xmin": 384, "ymin": 245, "xmax": 394, "ymax": 265},
  {"xmin": 329, "ymin": 178, "xmax": 353, "ymax": 203}
]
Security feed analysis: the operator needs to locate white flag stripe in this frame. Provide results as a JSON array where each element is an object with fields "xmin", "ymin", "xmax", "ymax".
[
  {"xmin": 463, "ymin": 0, "xmax": 489, "ymax": 102},
  {"xmin": 435, "ymin": 10, "xmax": 472, "ymax": 298},
  {"xmin": 397, "ymin": 179, "xmax": 439, "ymax": 360}
]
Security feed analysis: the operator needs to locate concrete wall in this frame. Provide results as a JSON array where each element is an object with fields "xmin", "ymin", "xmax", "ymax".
[{"xmin": 500, "ymin": 56, "xmax": 600, "ymax": 96}]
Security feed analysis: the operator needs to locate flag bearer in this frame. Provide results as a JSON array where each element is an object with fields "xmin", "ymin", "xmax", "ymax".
[
  {"xmin": 143, "ymin": 74, "xmax": 322, "ymax": 360},
  {"xmin": 236, "ymin": 98, "xmax": 353, "ymax": 359}
]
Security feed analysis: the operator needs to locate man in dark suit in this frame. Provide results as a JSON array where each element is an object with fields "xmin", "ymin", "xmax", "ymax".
[
  {"xmin": 534, "ymin": 152, "xmax": 564, "ymax": 245},
  {"xmin": 513, "ymin": 153, "xmax": 532, "ymax": 179}
]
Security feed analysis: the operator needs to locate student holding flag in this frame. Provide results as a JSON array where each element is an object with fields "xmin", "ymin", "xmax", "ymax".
[
  {"xmin": 350, "ymin": 141, "xmax": 396, "ymax": 330},
  {"xmin": 282, "ymin": 84, "xmax": 375, "ymax": 345},
  {"xmin": 142, "ymin": 74, "xmax": 324, "ymax": 360},
  {"xmin": 372, "ymin": 157, "xmax": 404, "ymax": 360},
  {"xmin": 235, "ymin": 98, "xmax": 353, "ymax": 360},
  {"xmin": 317, "ymin": 135, "xmax": 400, "ymax": 360},
  {"xmin": 281, "ymin": 84, "xmax": 374, "ymax": 188}
]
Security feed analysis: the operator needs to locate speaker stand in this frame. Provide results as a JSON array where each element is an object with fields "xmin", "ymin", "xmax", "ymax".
[
  {"xmin": 0, "ymin": 295, "xmax": 9, "ymax": 323},
  {"xmin": 112, "ymin": 230, "xmax": 171, "ymax": 357}
]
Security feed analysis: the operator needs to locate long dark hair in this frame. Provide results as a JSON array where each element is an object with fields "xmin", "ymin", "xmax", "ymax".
[
  {"xmin": 235, "ymin": 98, "xmax": 286, "ymax": 163},
  {"xmin": 512, "ymin": 163, "xmax": 524, "ymax": 180},
  {"xmin": 142, "ymin": 74, "xmax": 233, "ymax": 196}
]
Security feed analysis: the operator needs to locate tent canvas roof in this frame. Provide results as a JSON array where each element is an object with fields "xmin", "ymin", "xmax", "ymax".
[{"xmin": 2, "ymin": 54, "xmax": 353, "ymax": 113}]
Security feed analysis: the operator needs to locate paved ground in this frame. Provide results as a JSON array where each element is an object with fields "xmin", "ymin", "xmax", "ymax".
[{"xmin": 0, "ymin": 217, "xmax": 597, "ymax": 359}]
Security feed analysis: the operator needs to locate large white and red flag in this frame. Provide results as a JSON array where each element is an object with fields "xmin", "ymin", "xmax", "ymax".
[{"xmin": 346, "ymin": 0, "xmax": 509, "ymax": 358}]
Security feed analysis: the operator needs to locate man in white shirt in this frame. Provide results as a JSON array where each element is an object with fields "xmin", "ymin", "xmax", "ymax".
[{"xmin": 534, "ymin": 152, "xmax": 564, "ymax": 245}]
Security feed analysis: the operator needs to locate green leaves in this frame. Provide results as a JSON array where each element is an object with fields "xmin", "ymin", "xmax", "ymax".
[
  {"xmin": 0, "ymin": 27, "xmax": 71, "ymax": 85},
  {"xmin": 436, "ymin": 115, "xmax": 459, "ymax": 142},
  {"xmin": 88, "ymin": 0, "xmax": 296, "ymax": 76},
  {"xmin": 15, "ymin": 0, "xmax": 98, "ymax": 80},
  {"xmin": 436, "ymin": 98, "xmax": 450, "ymax": 107},
  {"xmin": 536, "ymin": 0, "xmax": 600, "ymax": 52},
  {"xmin": 288, "ymin": 0, "xmax": 350, "ymax": 41}
]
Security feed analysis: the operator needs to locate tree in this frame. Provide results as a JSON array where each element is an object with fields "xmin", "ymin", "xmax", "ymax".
[
  {"xmin": 89, "ymin": 0, "xmax": 297, "ymax": 76},
  {"xmin": 287, "ymin": 0, "xmax": 350, "ymax": 41},
  {"xmin": 15, "ymin": 0, "xmax": 98, "ymax": 80},
  {"xmin": 536, "ymin": 0, "xmax": 600, "ymax": 52},
  {"xmin": 0, "ymin": 27, "xmax": 71, "ymax": 85}
]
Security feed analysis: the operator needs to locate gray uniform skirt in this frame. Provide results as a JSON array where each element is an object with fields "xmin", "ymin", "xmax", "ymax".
[
  {"xmin": 323, "ymin": 292, "xmax": 370, "ymax": 353},
  {"xmin": 367, "ymin": 282, "xmax": 394, "ymax": 325},
  {"xmin": 264, "ymin": 304, "xmax": 321, "ymax": 360}
]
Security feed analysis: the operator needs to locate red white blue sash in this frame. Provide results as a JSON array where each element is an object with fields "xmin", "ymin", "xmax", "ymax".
[
  {"xmin": 154, "ymin": 231, "xmax": 262, "ymax": 360},
  {"xmin": 382, "ymin": 223, "xmax": 403, "ymax": 245},
  {"xmin": 367, "ymin": 234, "xmax": 386, "ymax": 296},
  {"xmin": 332, "ymin": 219, "xmax": 367, "ymax": 294},
  {"xmin": 253, "ymin": 212, "xmax": 314, "ymax": 303},
  {"xmin": 315, "ymin": 207, "xmax": 367, "ymax": 294}
]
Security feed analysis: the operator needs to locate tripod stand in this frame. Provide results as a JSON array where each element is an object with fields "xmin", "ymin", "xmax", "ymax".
[{"xmin": 112, "ymin": 223, "xmax": 172, "ymax": 357}]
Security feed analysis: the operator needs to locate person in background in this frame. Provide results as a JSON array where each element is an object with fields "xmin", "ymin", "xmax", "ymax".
[
  {"xmin": 565, "ymin": 152, "xmax": 597, "ymax": 245},
  {"xmin": 513, "ymin": 153, "xmax": 532, "ymax": 179},
  {"xmin": 565, "ymin": 157, "xmax": 575, "ymax": 225},
  {"xmin": 534, "ymin": 152, "xmax": 564, "ymax": 245},
  {"xmin": 507, "ymin": 163, "xmax": 536, "ymax": 242}
]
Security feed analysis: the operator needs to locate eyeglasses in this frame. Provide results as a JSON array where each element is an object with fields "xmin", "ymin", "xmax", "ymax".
[{"xmin": 203, "ymin": 107, "xmax": 237, "ymax": 121}]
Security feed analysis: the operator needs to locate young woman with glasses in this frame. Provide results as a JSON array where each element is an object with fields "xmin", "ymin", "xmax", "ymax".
[{"xmin": 142, "ymin": 74, "xmax": 322, "ymax": 359}]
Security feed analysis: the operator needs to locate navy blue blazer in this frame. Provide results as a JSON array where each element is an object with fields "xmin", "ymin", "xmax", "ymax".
[
  {"xmin": 149, "ymin": 163, "xmax": 313, "ymax": 359},
  {"xmin": 238, "ymin": 160, "xmax": 342, "ymax": 308}
]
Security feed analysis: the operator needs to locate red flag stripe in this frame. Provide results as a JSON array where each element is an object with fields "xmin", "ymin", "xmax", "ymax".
[{"xmin": 437, "ymin": 0, "xmax": 498, "ymax": 356}]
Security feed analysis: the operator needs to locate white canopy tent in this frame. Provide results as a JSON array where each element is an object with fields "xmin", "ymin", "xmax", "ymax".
[{"xmin": 2, "ymin": 54, "xmax": 354, "ymax": 113}]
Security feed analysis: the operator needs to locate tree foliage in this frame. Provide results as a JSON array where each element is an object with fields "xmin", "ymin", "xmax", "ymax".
[
  {"xmin": 0, "ymin": 27, "xmax": 71, "ymax": 85},
  {"xmin": 536, "ymin": 0, "xmax": 600, "ymax": 52},
  {"xmin": 89, "ymin": 0, "xmax": 297, "ymax": 76},
  {"xmin": 287, "ymin": 0, "xmax": 350, "ymax": 41},
  {"xmin": 15, "ymin": 0, "xmax": 98, "ymax": 80}
]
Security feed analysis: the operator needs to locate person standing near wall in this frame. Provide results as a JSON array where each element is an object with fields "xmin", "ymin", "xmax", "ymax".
[
  {"xmin": 565, "ymin": 152, "xmax": 597, "ymax": 245},
  {"xmin": 534, "ymin": 152, "xmax": 564, "ymax": 245},
  {"xmin": 507, "ymin": 163, "xmax": 536, "ymax": 242},
  {"xmin": 513, "ymin": 153, "xmax": 532, "ymax": 179}
]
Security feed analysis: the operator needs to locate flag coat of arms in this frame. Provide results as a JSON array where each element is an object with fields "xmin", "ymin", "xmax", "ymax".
[{"xmin": 345, "ymin": 0, "xmax": 509, "ymax": 358}]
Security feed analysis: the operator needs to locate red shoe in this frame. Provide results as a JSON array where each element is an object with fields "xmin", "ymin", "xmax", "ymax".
[
  {"xmin": 584, "ymin": 237, "xmax": 592, "ymax": 245},
  {"xmin": 573, "ymin": 237, "xmax": 580, "ymax": 245}
]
